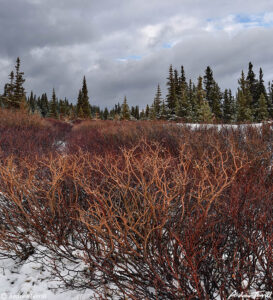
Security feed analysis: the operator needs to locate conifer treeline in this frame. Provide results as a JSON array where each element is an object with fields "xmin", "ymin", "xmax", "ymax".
[
  {"xmin": 1, "ymin": 58, "xmax": 273, "ymax": 122},
  {"xmin": 148, "ymin": 63, "xmax": 273, "ymax": 122}
]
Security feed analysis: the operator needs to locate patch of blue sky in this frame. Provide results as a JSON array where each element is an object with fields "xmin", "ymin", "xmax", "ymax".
[
  {"xmin": 207, "ymin": 13, "xmax": 273, "ymax": 29},
  {"xmin": 116, "ymin": 55, "xmax": 142, "ymax": 62},
  {"xmin": 127, "ymin": 55, "xmax": 142, "ymax": 60},
  {"xmin": 162, "ymin": 43, "xmax": 172, "ymax": 49},
  {"xmin": 235, "ymin": 13, "xmax": 273, "ymax": 28},
  {"xmin": 234, "ymin": 14, "xmax": 256, "ymax": 23}
]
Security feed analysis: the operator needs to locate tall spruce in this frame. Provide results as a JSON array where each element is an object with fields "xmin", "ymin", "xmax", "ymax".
[
  {"xmin": 4, "ymin": 58, "xmax": 26, "ymax": 109},
  {"xmin": 210, "ymin": 82, "xmax": 222, "ymax": 120},
  {"xmin": 103, "ymin": 107, "xmax": 109, "ymax": 120},
  {"xmin": 223, "ymin": 89, "xmax": 233, "ymax": 123},
  {"xmin": 153, "ymin": 84, "xmax": 162, "ymax": 118},
  {"xmin": 134, "ymin": 105, "xmax": 140, "ymax": 120},
  {"xmin": 28, "ymin": 91, "xmax": 36, "ymax": 113},
  {"xmin": 246, "ymin": 62, "xmax": 259, "ymax": 113},
  {"xmin": 198, "ymin": 100, "xmax": 213, "ymax": 123},
  {"xmin": 81, "ymin": 76, "xmax": 91, "ymax": 118},
  {"xmin": 180, "ymin": 66, "xmax": 186, "ymax": 87},
  {"xmin": 5, "ymin": 71, "xmax": 15, "ymax": 108},
  {"xmin": 257, "ymin": 68, "xmax": 270, "ymax": 115},
  {"xmin": 267, "ymin": 81, "xmax": 273, "ymax": 118},
  {"xmin": 149, "ymin": 103, "xmax": 157, "ymax": 120},
  {"xmin": 236, "ymin": 89, "xmax": 252, "ymax": 122},
  {"xmin": 166, "ymin": 65, "xmax": 176, "ymax": 114},
  {"xmin": 257, "ymin": 93, "xmax": 269, "ymax": 121},
  {"xmin": 174, "ymin": 69, "xmax": 180, "ymax": 97},
  {"xmin": 196, "ymin": 76, "xmax": 205, "ymax": 108},
  {"xmin": 121, "ymin": 96, "xmax": 130, "ymax": 120},
  {"xmin": 40, "ymin": 93, "xmax": 49, "ymax": 117},
  {"xmin": 237, "ymin": 71, "xmax": 253, "ymax": 120},
  {"xmin": 175, "ymin": 90, "xmax": 190, "ymax": 120},
  {"xmin": 145, "ymin": 104, "xmax": 150, "ymax": 119},
  {"xmin": 49, "ymin": 89, "xmax": 58, "ymax": 119},
  {"xmin": 160, "ymin": 100, "xmax": 168, "ymax": 119},
  {"xmin": 76, "ymin": 89, "xmax": 84, "ymax": 118},
  {"xmin": 204, "ymin": 66, "xmax": 214, "ymax": 107},
  {"xmin": 14, "ymin": 57, "xmax": 26, "ymax": 109}
]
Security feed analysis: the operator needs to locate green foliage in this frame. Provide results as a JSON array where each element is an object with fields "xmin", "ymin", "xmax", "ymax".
[
  {"xmin": 121, "ymin": 96, "xmax": 130, "ymax": 120},
  {"xmin": 76, "ymin": 76, "xmax": 91, "ymax": 118},
  {"xmin": 175, "ymin": 90, "xmax": 191, "ymax": 120},
  {"xmin": 103, "ymin": 107, "xmax": 109, "ymax": 120},
  {"xmin": 203, "ymin": 66, "xmax": 214, "ymax": 107},
  {"xmin": 166, "ymin": 65, "xmax": 177, "ymax": 114},
  {"xmin": 257, "ymin": 93, "xmax": 269, "ymax": 121},
  {"xmin": 198, "ymin": 100, "xmax": 213, "ymax": 123},
  {"xmin": 49, "ymin": 89, "xmax": 59, "ymax": 119},
  {"xmin": 236, "ymin": 89, "xmax": 252, "ymax": 122},
  {"xmin": 223, "ymin": 89, "xmax": 234, "ymax": 123},
  {"xmin": 153, "ymin": 84, "xmax": 162, "ymax": 118},
  {"xmin": 3, "ymin": 58, "xmax": 26, "ymax": 109},
  {"xmin": 81, "ymin": 76, "xmax": 91, "ymax": 118}
]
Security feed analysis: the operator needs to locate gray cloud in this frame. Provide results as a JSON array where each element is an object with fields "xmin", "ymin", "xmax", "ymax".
[{"xmin": 1, "ymin": 0, "xmax": 273, "ymax": 109}]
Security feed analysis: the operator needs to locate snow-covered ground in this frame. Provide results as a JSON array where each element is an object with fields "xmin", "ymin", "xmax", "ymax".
[
  {"xmin": 176, "ymin": 121, "xmax": 272, "ymax": 130},
  {"xmin": 0, "ymin": 255, "xmax": 95, "ymax": 300}
]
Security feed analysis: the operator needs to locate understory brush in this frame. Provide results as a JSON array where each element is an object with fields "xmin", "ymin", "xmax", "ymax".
[
  {"xmin": 0, "ymin": 109, "xmax": 72, "ymax": 159},
  {"xmin": 0, "ymin": 117, "xmax": 272, "ymax": 299}
]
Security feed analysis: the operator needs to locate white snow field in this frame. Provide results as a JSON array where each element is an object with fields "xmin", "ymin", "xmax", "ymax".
[{"xmin": 0, "ymin": 254, "xmax": 96, "ymax": 300}]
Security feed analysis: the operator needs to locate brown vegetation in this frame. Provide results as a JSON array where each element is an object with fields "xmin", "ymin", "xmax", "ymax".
[{"xmin": 0, "ymin": 110, "xmax": 272, "ymax": 299}]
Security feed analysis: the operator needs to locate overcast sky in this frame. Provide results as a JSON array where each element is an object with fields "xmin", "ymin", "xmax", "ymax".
[{"xmin": 1, "ymin": 0, "xmax": 273, "ymax": 108}]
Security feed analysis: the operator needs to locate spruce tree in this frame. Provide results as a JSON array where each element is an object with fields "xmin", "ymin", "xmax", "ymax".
[
  {"xmin": 153, "ymin": 84, "xmax": 162, "ymax": 118},
  {"xmin": 131, "ymin": 106, "xmax": 135, "ymax": 118},
  {"xmin": 204, "ymin": 66, "xmax": 214, "ymax": 107},
  {"xmin": 134, "ymin": 105, "xmax": 140, "ymax": 120},
  {"xmin": 267, "ymin": 81, "xmax": 273, "ymax": 118},
  {"xmin": 103, "ymin": 107, "xmax": 109, "ymax": 120},
  {"xmin": 210, "ymin": 82, "xmax": 222, "ymax": 120},
  {"xmin": 13, "ymin": 57, "xmax": 26, "ymax": 109},
  {"xmin": 28, "ymin": 91, "xmax": 36, "ymax": 113},
  {"xmin": 198, "ymin": 100, "xmax": 213, "ymax": 123},
  {"xmin": 196, "ymin": 76, "xmax": 205, "ymax": 108},
  {"xmin": 180, "ymin": 66, "xmax": 186, "ymax": 87},
  {"xmin": 81, "ymin": 76, "xmax": 91, "ymax": 118},
  {"xmin": 238, "ymin": 71, "xmax": 254, "ymax": 120},
  {"xmin": 3, "ymin": 58, "xmax": 26, "ymax": 110},
  {"xmin": 139, "ymin": 109, "xmax": 145, "ymax": 120},
  {"xmin": 149, "ymin": 103, "xmax": 156, "ymax": 120},
  {"xmin": 76, "ymin": 90, "xmax": 83, "ymax": 117},
  {"xmin": 223, "ymin": 89, "xmax": 233, "ymax": 123},
  {"xmin": 5, "ymin": 71, "xmax": 15, "ymax": 108},
  {"xmin": 166, "ymin": 65, "xmax": 176, "ymax": 114},
  {"xmin": 236, "ymin": 89, "xmax": 252, "ymax": 122},
  {"xmin": 159, "ymin": 100, "xmax": 168, "ymax": 119},
  {"xmin": 187, "ymin": 79, "xmax": 195, "ymax": 121},
  {"xmin": 49, "ymin": 89, "xmax": 59, "ymax": 119},
  {"xmin": 175, "ymin": 90, "xmax": 190, "ymax": 120},
  {"xmin": 145, "ymin": 104, "xmax": 150, "ymax": 119},
  {"xmin": 174, "ymin": 69, "xmax": 180, "ymax": 97},
  {"xmin": 246, "ymin": 62, "xmax": 259, "ymax": 112},
  {"xmin": 257, "ymin": 68, "xmax": 267, "ymax": 100},
  {"xmin": 40, "ymin": 93, "xmax": 49, "ymax": 117},
  {"xmin": 257, "ymin": 93, "xmax": 269, "ymax": 121},
  {"xmin": 121, "ymin": 96, "xmax": 130, "ymax": 120}
]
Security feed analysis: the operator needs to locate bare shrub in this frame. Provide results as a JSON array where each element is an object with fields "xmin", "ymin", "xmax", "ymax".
[{"xmin": 0, "ymin": 120, "xmax": 271, "ymax": 299}]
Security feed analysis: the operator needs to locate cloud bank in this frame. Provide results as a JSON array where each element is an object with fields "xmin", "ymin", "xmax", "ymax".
[{"xmin": 0, "ymin": 0, "xmax": 273, "ymax": 108}]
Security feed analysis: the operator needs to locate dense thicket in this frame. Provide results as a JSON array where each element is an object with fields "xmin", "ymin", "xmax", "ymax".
[{"xmin": 0, "ymin": 113, "xmax": 272, "ymax": 299}]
